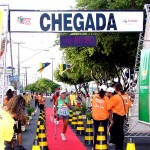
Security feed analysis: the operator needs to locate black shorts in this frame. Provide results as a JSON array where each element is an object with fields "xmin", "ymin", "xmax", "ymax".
[{"xmin": 14, "ymin": 120, "xmax": 22, "ymax": 133}]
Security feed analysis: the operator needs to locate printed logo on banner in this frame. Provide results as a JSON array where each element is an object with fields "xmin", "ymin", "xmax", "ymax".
[
  {"xmin": 142, "ymin": 70, "xmax": 147, "ymax": 80},
  {"xmin": 122, "ymin": 19, "xmax": 138, "ymax": 25},
  {"xmin": 17, "ymin": 16, "xmax": 31, "ymax": 25}
]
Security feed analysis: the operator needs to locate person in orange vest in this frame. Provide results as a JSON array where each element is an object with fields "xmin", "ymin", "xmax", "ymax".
[
  {"xmin": 38, "ymin": 93, "xmax": 45, "ymax": 111},
  {"xmin": 3, "ymin": 89, "xmax": 14, "ymax": 106},
  {"xmin": 92, "ymin": 85, "xmax": 112, "ymax": 149},
  {"xmin": 110, "ymin": 83, "xmax": 127, "ymax": 150},
  {"xmin": 34, "ymin": 93, "xmax": 39, "ymax": 109}
]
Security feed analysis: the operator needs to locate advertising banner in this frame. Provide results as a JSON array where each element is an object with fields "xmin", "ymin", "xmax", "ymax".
[
  {"xmin": 139, "ymin": 48, "xmax": 150, "ymax": 123},
  {"xmin": 9, "ymin": 10, "xmax": 144, "ymax": 33}
]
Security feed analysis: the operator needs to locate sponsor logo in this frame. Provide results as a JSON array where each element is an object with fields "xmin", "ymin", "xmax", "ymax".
[
  {"xmin": 17, "ymin": 16, "xmax": 31, "ymax": 25},
  {"xmin": 123, "ymin": 19, "xmax": 137, "ymax": 24},
  {"xmin": 142, "ymin": 70, "xmax": 147, "ymax": 80}
]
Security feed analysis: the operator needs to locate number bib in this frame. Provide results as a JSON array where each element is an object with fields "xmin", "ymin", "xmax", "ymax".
[{"xmin": 59, "ymin": 107, "xmax": 68, "ymax": 116}]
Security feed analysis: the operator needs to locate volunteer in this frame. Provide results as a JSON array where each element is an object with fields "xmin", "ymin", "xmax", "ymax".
[
  {"xmin": 106, "ymin": 87, "xmax": 115, "ymax": 145},
  {"xmin": 110, "ymin": 83, "xmax": 126, "ymax": 150},
  {"xmin": 34, "ymin": 93, "xmax": 39, "ymax": 109},
  {"xmin": 55, "ymin": 89, "xmax": 71, "ymax": 141},
  {"xmin": 92, "ymin": 85, "xmax": 112, "ymax": 149},
  {"xmin": 0, "ymin": 95, "xmax": 26, "ymax": 150}
]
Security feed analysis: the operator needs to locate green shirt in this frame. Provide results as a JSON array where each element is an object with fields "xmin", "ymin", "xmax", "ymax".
[{"xmin": 57, "ymin": 97, "xmax": 70, "ymax": 116}]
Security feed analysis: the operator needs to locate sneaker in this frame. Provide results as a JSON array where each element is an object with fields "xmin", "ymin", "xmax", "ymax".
[
  {"xmin": 61, "ymin": 133, "xmax": 66, "ymax": 141},
  {"xmin": 54, "ymin": 118, "xmax": 56, "ymax": 124},
  {"xmin": 57, "ymin": 121, "xmax": 59, "ymax": 125}
]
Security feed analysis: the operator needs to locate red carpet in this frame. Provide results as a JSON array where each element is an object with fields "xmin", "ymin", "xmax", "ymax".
[{"xmin": 46, "ymin": 108, "xmax": 87, "ymax": 150}]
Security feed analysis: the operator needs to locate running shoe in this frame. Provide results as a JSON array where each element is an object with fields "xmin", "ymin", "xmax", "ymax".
[{"xmin": 61, "ymin": 133, "xmax": 66, "ymax": 141}]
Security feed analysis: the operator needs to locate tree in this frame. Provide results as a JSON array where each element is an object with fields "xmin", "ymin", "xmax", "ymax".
[
  {"xmin": 54, "ymin": 0, "xmax": 147, "ymax": 91},
  {"xmin": 26, "ymin": 78, "xmax": 60, "ymax": 93}
]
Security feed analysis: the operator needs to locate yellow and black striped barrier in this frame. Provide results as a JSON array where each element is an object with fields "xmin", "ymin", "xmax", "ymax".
[
  {"xmin": 71, "ymin": 110, "xmax": 77, "ymax": 129},
  {"xmin": 84, "ymin": 118, "xmax": 93, "ymax": 146},
  {"xmin": 76, "ymin": 114, "xmax": 85, "ymax": 135},
  {"xmin": 69, "ymin": 109, "xmax": 73, "ymax": 124},
  {"xmin": 95, "ymin": 124, "xmax": 107, "ymax": 150},
  {"xmin": 126, "ymin": 138, "xmax": 136, "ymax": 150},
  {"xmin": 32, "ymin": 139, "xmax": 40, "ymax": 150},
  {"xmin": 38, "ymin": 122, "xmax": 49, "ymax": 150}
]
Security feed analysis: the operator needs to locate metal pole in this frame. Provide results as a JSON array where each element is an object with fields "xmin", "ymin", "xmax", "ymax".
[
  {"xmin": 50, "ymin": 58, "xmax": 55, "ymax": 81},
  {"xmin": 129, "ymin": 68, "xmax": 131, "ymax": 92},
  {"xmin": 17, "ymin": 43, "xmax": 20, "ymax": 94},
  {"xmin": 22, "ymin": 67, "xmax": 30, "ymax": 88},
  {"xmin": 13, "ymin": 42, "xmax": 24, "ymax": 94}
]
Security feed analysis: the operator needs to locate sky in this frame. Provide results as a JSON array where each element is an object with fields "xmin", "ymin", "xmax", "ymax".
[{"xmin": 2, "ymin": 0, "xmax": 77, "ymax": 87}]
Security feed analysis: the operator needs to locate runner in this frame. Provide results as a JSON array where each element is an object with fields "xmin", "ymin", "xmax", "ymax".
[
  {"xmin": 92, "ymin": 85, "xmax": 112, "ymax": 149},
  {"xmin": 0, "ymin": 95, "xmax": 26, "ymax": 150},
  {"xmin": 55, "ymin": 89, "xmax": 71, "ymax": 141},
  {"xmin": 51, "ymin": 90, "xmax": 60, "ymax": 124}
]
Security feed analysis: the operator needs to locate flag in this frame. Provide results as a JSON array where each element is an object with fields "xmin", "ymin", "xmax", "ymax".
[
  {"xmin": 37, "ymin": 62, "xmax": 50, "ymax": 73},
  {"xmin": 59, "ymin": 64, "xmax": 71, "ymax": 75}
]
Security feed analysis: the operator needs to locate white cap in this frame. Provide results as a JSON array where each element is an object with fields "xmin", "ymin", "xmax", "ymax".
[
  {"xmin": 7, "ymin": 86, "xmax": 15, "ymax": 91},
  {"xmin": 106, "ymin": 87, "xmax": 115, "ymax": 93},
  {"xmin": 100, "ymin": 85, "xmax": 107, "ymax": 91},
  {"xmin": 60, "ymin": 89, "xmax": 67, "ymax": 94}
]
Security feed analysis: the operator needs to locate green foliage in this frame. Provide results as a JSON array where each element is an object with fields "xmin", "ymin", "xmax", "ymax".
[
  {"xmin": 26, "ymin": 78, "xmax": 60, "ymax": 93},
  {"xmin": 27, "ymin": 107, "xmax": 33, "ymax": 116},
  {"xmin": 81, "ymin": 103, "xmax": 87, "ymax": 115},
  {"xmin": 75, "ymin": 106, "xmax": 81, "ymax": 111},
  {"xmin": 86, "ymin": 112, "xmax": 92, "ymax": 120}
]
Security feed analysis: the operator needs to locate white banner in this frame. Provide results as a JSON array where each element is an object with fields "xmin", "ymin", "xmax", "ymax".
[{"xmin": 9, "ymin": 10, "xmax": 144, "ymax": 32}]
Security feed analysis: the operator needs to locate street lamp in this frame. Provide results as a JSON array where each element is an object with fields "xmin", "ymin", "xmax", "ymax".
[
  {"xmin": 50, "ymin": 58, "xmax": 55, "ymax": 81},
  {"xmin": 13, "ymin": 42, "xmax": 25, "ymax": 94}
]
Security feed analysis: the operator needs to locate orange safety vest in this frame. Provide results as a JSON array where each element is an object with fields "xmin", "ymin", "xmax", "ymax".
[
  {"xmin": 38, "ymin": 96, "xmax": 45, "ymax": 105},
  {"xmin": 92, "ymin": 94, "xmax": 112, "ymax": 121},
  {"xmin": 122, "ymin": 94, "xmax": 132, "ymax": 114}
]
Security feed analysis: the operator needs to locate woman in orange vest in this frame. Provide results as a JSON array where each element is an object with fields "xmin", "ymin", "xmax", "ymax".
[
  {"xmin": 38, "ymin": 93, "xmax": 45, "ymax": 111},
  {"xmin": 92, "ymin": 85, "xmax": 112, "ymax": 149},
  {"xmin": 110, "ymin": 83, "xmax": 127, "ymax": 150},
  {"xmin": 3, "ymin": 89, "xmax": 14, "ymax": 106}
]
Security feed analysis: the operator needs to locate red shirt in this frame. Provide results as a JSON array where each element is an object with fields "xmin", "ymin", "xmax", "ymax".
[{"xmin": 53, "ymin": 95, "xmax": 59, "ymax": 105}]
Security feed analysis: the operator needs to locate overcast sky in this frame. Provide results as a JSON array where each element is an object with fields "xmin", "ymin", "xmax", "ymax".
[{"xmin": 2, "ymin": 0, "xmax": 76, "ymax": 87}]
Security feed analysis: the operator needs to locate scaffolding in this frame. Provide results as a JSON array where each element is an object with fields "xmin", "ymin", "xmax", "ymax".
[
  {"xmin": 125, "ymin": 4, "xmax": 150, "ymax": 137},
  {"xmin": 0, "ymin": 5, "xmax": 9, "ymax": 106}
]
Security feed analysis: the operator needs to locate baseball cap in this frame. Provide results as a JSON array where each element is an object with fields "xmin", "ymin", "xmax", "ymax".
[
  {"xmin": 60, "ymin": 89, "xmax": 66, "ymax": 94},
  {"xmin": 7, "ymin": 86, "xmax": 15, "ymax": 91},
  {"xmin": 100, "ymin": 85, "xmax": 107, "ymax": 91},
  {"xmin": 106, "ymin": 87, "xmax": 115, "ymax": 93}
]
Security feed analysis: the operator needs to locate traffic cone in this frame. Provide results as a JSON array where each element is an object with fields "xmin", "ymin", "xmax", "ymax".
[
  {"xmin": 95, "ymin": 124, "xmax": 107, "ymax": 150},
  {"xmin": 71, "ymin": 110, "xmax": 77, "ymax": 129},
  {"xmin": 38, "ymin": 122, "xmax": 48, "ymax": 150},
  {"xmin": 126, "ymin": 138, "xmax": 136, "ymax": 150},
  {"xmin": 76, "ymin": 114, "xmax": 85, "ymax": 135},
  {"xmin": 68, "ymin": 109, "xmax": 73, "ymax": 124},
  {"xmin": 32, "ymin": 139, "xmax": 40, "ymax": 150},
  {"xmin": 84, "ymin": 118, "xmax": 93, "ymax": 146}
]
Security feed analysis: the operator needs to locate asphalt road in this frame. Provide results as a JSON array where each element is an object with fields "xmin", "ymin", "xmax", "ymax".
[{"xmin": 5, "ymin": 97, "xmax": 150, "ymax": 150}]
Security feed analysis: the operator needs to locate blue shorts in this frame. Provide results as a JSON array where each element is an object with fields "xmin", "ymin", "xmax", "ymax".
[{"xmin": 58, "ymin": 115, "xmax": 69, "ymax": 120}]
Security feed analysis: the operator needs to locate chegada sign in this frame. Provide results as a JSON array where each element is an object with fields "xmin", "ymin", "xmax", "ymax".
[{"xmin": 9, "ymin": 10, "xmax": 144, "ymax": 32}]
